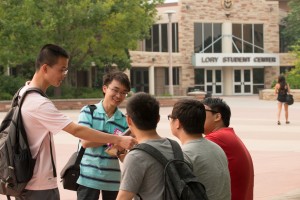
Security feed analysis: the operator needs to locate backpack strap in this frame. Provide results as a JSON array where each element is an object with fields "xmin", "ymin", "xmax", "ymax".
[
  {"xmin": 49, "ymin": 133, "xmax": 57, "ymax": 177},
  {"xmin": 167, "ymin": 138, "xmax": 184, "ymax": 161},
  {"xmin": 18, "ymin": 87, "xmax": 57, "ymax": 177},
  {"xmin": 131, "ymin": 140, "xmax": 172, "ymax": 167},
  {"xmin": 76, "ymin": 104, "xmax": 97, "ymax": 160},
  {"xmin": 88, "ymin": 104, "xmax": 97, "ymax": 124}
]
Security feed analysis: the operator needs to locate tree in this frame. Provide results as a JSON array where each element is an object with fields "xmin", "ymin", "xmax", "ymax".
[
  {"xmin": 287, "ymin": 40, "xmax": 300, "ymax": 89},
  {"xmin": 282, "ymin": 0, "xmax": 300, "ymax": 46},
  {"xmin": 281, "ymin": 0, "xmax": 300, "ymax": 89},
  {"xmin": 0, "ymin": 0, "xmax": 163, "ymax": 78}
]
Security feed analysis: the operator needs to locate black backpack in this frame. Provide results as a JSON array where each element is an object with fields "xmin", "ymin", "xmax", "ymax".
[
  {"xmin": 0, "ymin": 87, "xmax": 50, "ymax": 199},
  {"xmin": 131, "ymin": 138, "xmax": 209, "ymax": 200}
]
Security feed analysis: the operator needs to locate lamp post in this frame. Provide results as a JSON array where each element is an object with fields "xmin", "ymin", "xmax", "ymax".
[{"xmin": 165, "ymin": 10, "xmax": 176, "ymax": 96}]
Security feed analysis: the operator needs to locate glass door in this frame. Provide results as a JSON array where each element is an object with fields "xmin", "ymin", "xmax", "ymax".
[
  {"xmin": 233, "ymin": 69, "xmax": 252, "ymax": 94},
  {"xmin": 205, "ymin": 69, "xmax": 223, "ymax": 95}
]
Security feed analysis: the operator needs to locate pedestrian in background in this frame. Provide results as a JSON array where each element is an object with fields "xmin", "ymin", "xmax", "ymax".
[{"xmin": 275, "ymin": 75, "xmax": 291, "ymax": 125}]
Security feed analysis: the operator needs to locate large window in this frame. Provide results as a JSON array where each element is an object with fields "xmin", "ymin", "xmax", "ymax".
[
  {"xmin": 145, "ymin": 23, "xmax": 178, "ymax": 52},
  {"xmin": 194, "ymin": 68, "xmax": 205, "ymax": 91},
  {"xmin": 194, "ymin": 23, "xmax": 222, "ymax": 53},
  {"xmin": 232, "ymin": 24, "xmax": 264, "ymax": 53},
  {"xmin": 279, "ymin": 25, "xmax": 289, "ymax": 53},
  {"xmin": 165, "ymin": 67, "xmax": 180, "ymax": 85},
  {"xmin": 253, "ymin": 68, "xmax": 265, "ymax": 94}
]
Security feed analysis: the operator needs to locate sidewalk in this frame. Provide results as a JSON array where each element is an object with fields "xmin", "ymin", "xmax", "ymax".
[{"xmin": 1, "ymin": 95, "xmax": 300, "ymax": 200}]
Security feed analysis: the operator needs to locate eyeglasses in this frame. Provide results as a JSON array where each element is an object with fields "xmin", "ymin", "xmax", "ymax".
[
  {"xmin": 108, "ymin": 87, "xmax": 128, "ymax": 97},
  {"xmin": 61, "ymin": 69, "xmax": 68, "ymax": 75},
  {"xmin": 167, "ymin": 115, "xmax": 175, "ymax": 121},
  {"xmin": 46, "ymin": 64, "xmax": 68, "ymax": 75},
  {"xmin": 205, "ymin": 109, "xmax": 219, "ymax": 114}
]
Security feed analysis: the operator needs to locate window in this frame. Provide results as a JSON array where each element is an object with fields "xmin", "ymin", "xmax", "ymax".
[
  {"xmin": 194, "ymin": 69, "xmax": 205, "ymax": 91},
  {"xmin": 194, "ymin": 23, "xmax": 222, "ymax": 53},
  {"xmin": 280, "ymin": 66, "xmax": 295, "ymax": 74},
  {"xmin": 279, "ymin": 25, "xmax": 288, "ymax": 53},
  {"xmin": 232, "ymin": 24, "xmax": 264, "ymax": 53},
  {"xmin": 253, "ymin": 68, "xmax": 264, "ymax": 94},
  {"xmin": 144, "ymin": 23, "xmax": 179, "ymax": 52},
  {"xmin": 165, "ymin": 67, "xmax": 180, "ymax": 85}
]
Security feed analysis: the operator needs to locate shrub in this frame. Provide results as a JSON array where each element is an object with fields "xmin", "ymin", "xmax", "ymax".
[{"xmin": 0, "ymin": 75, "xmax": 103, "ymax": 100}]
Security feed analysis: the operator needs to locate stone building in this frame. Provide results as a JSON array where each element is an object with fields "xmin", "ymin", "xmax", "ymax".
[{"xmin": 128, "ymin": 0, "xmax": 296, "ymax": 96}]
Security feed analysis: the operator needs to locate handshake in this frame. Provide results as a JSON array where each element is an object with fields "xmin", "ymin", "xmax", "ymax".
[{"xmin": 105, "ymin": 128, "xmax": 133, "ymax": 157}]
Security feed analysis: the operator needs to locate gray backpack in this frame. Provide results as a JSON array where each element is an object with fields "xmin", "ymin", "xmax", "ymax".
[
  {"xmin": 0, "ymin": 87, "xmax": 55, "ymax": 200},
  {"xmin": 131, "ymin": 138, "xmax": 209, "ymax": 200}
]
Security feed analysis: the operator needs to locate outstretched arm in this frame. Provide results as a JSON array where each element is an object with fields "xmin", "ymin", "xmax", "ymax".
[{"xmin": 63, "ymin": 122, "xmax": 137, "ymax": 149}]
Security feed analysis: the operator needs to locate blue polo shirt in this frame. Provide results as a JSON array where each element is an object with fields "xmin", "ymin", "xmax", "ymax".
[{"xmin": 77, "ymin": 101, "xmax": 128, "ymax": 191}]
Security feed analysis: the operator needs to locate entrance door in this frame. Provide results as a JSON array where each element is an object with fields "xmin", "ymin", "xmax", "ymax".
[
  {"xmin": 233, "ymin": 69, "xmax": 252, "ymax": 94},
  {"xmin": 205, "ymin": 69, "xmax": 223, "ymax": 95},
  {"xmin": 130, "ymin": 68, "xmax": 149, "ymax": 93}
]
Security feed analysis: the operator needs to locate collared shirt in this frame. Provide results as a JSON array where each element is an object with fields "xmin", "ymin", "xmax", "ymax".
[{"xmin": 77, "ymin": 100, "xmax": 128, "ymax": 191}]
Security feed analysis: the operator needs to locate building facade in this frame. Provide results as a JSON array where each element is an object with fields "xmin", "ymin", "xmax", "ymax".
[{"xmin": 128, "ymin": 0, "xmax": 296, "ymax": 96}]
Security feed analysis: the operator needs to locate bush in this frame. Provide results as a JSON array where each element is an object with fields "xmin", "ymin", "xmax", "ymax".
[
  {"xmin": 0, "ymin": 75, "xmax": 103, "ymax": 100},
  {"xmin": 0, "ymin": 75, "xmax": 27, "ymax": 100},
  {"xmin": 47, "ymin": 85, "xmax": 103, "ymax": 99}
]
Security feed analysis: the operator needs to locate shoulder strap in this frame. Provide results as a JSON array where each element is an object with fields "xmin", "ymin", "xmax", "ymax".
[
  {"xmin": 167, "ymin": 138, "xmax": 184, "ymax": 160},
  {"xmin": 19, "ymin": 87, "xmax": 47, "ymax": 107},
  {"xmin": 132, "ymin": 139, "xmax": 184, "ymax": 167},
  {"xmin": 16, "ymin": 87, "xmax": 47, "ymax": 147},
  {"xmin": 17, "ymin": 87, "xmax": 56, "ymax": 177},
  {"xmin": 132, "ymin": 141, "xmax": 170, "ymax": 167},
  {"xmin": 75, "ymin": 147, "xmax": 86, "ymax": 165},
  {"xmin": 88, "ymin": 104, "xmax": 97, "ymax": 119},
  {"xmin": 76, "ymin": 105, "xmax": 97, "ymax": 158}
]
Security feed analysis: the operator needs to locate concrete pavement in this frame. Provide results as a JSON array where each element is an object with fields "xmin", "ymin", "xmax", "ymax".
[{"xmin": 1, "ymin": 95, "xmax": 300, "ymax": 200}]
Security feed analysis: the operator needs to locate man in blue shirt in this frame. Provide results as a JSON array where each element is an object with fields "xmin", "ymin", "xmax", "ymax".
[{"xmin": 77, "ymin": 71, "xmax": 130, "ymax": 200}]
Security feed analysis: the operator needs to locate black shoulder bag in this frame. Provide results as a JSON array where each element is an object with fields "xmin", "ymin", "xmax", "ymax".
[{"xmin": 60, "ymin": 105, "xmax": 97, "ymax": 191}]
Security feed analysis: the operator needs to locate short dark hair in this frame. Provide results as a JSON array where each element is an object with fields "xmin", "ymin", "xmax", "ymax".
[
  {"xmin": 202, "ymin": 97, "xmax": 231, "ymax": 127},
  {"xmin": 171, "ymin": 99, "xmax": 206, "ymax": 134},
  {"xmin": 35, "ymin": 44, "xmax": 69, "ymax": 70},
  {"xmin": 103, "ymin": 71, "xmax": 131, "ymax": 92},
  {"xmin": 126, "ymin": 92, "xmax": 159, "ymax": 130}
]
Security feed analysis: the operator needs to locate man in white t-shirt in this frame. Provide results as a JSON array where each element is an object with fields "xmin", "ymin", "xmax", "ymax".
[{"xmin": 16, "ymin": 44, "xmax": 136, "ymax": 200}]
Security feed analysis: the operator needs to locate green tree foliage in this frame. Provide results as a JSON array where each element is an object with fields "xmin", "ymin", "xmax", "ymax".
[
  {"xmin": 282, "ymin": 0, "xmax": 300, "ymax": 46},
  {"xmin": 281, "ymin": 0, "xmax": 300, "ymax": 89},
  {"xmin": 0, "ymin": 0, "xmax": 163, "ymax": 73},
  {"xmin": 287, "ymin": 40, "xmax": 300, "ymax": 89}
]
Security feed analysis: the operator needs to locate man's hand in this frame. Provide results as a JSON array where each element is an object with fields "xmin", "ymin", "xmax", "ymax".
[{"xmin": 118, "ymin": 135, "xmax": 137, "ymax": 149}]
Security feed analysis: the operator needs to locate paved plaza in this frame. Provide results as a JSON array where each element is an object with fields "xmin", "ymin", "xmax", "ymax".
[{"xmin": 1, "ymin": 95, "xmax": 300, "ymax": 200}]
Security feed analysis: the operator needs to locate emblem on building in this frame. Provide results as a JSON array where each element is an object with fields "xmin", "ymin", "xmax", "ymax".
[{"xmin": 221, "ymin": 0, "xmax": 233, "ymax": 10}]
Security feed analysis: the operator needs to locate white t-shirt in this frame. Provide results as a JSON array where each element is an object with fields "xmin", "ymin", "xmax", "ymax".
[{"xmin": 20, "ymin": 86, "xmax": 72, "ymax": 190}]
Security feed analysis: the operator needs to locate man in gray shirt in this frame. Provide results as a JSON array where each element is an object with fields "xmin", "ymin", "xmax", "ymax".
[
  {"xmin": 116, "ymin": 92, "xmax": 175, "ymax": 200},
  {"xmin": 169, "ymin": 99, "xmax": 231, "ymax": 200}
]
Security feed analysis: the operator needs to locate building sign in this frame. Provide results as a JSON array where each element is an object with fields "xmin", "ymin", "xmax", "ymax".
[{"xmin": 192, "ymin": 53, "xmax": 280, "ymax": 67}]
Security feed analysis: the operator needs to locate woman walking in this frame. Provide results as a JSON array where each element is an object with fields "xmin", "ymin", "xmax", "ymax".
[{"xmin": 275, "ymin": 75, "xmax": 291, "ymax": 125}]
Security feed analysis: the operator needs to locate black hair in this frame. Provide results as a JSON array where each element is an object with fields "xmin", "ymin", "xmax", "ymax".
[
  {"xmin": 103, "ymin": 71, "xmax": 131, "ymax": 92},
  {"xmin": 171, "ymin": 99, "xmax": 205, "ymax": 134},
  {"xmin": 202, "ymin": 97, "xmax": 231, "ymax": 127},
  {"xmin": 126, "ymin": 92, "xmax": 159, "ymax": 130},
  {"xmin": 277, "ymin": 75, "xmax": 287, "ymax": 90},
  {"xmin": 35, "ymin": 44, "xmax": 69, "ymax": 70}
]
